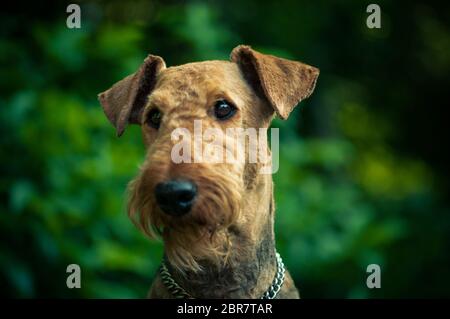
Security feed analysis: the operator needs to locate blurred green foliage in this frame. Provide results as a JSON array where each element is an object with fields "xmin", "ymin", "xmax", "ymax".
[{"xmin": 1, "ymin": 0, "xmax": 449, "ymax": 298}]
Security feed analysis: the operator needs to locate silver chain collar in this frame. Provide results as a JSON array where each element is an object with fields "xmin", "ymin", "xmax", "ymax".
[{"xmin": 159, "ymin": 252, "xmax": 286, "ymax": 299}]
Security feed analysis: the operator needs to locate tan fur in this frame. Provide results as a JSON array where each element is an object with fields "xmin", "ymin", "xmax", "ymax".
[
  {"xmin": 98, "ymin": 45, "xmax": 319, "ymax": 298},
  {"xmin": 231, "ymin": 45, "xmax": 319, "ymax": 119}
]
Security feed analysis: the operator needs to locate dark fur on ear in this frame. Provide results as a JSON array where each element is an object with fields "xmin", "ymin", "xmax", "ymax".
[
  {"xmin": 230, "ymin": 45, "xmax": 319, "ymax": 119},
  {"xmin": 98, "ymin": 55, "xmax": 166, "ymax": 136}
]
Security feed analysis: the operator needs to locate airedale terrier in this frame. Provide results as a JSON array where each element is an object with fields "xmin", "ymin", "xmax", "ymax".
[{"xmin": 98, "ymin": 45, "xmax": 319, "ymax": 298}]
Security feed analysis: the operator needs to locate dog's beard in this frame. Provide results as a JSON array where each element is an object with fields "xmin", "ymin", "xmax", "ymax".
[{"xmin": 128, "ymin": 162, "xmax": 243, "ymax": 273}]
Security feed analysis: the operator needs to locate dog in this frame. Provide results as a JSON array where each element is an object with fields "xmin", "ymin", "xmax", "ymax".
[{"xmin": 98, "ymin": 45, "xmax": 319, "ymax": 298}]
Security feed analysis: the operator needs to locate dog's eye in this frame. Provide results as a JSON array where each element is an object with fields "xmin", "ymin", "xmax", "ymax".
[
  {"xmin": 146, "ymin": 109, "xmax": 162, "ymax": 129},
  {"xmin": 214, "ymin": 100, "xmax": 236, "ymax": 120}
]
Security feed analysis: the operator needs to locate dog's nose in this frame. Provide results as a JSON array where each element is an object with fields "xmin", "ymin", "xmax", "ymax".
[{"xmin": 154, "ymin": 179, "xmax": 197, "ymax": 217}]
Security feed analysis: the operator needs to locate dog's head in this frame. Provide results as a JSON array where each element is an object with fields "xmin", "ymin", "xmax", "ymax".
[{"xmin": 98, "ymin": 45, "xmax": 319, "ymax": 271}]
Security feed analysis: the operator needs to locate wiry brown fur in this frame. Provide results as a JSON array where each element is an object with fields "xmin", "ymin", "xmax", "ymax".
[{"xmin": 98, "ymin": 45, "xmax": 319, "ymax": 298}]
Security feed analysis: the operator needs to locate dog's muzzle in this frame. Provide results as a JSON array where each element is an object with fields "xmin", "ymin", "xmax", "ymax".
[{"xmin": 155, "ymin": 179, "xmax": 197, "ymax": 217}]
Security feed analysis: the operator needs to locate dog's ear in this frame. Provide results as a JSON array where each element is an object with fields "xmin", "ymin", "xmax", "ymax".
[
  {"xmin": 230, "ymin": 45, "xmax": 319, "ymax": 120},
  {"xmin": 98, "ymin": 55, "xmax": 166, "ymax": 136}
]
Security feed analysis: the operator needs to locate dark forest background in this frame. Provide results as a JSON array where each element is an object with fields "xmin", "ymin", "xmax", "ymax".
[{"xmin": 1, "ymin": 0, "xmax": 449, "ymax": 298}]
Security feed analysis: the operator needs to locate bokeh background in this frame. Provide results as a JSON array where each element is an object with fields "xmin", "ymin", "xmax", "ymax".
[{"xmin": 1, "ymin": 0, "xmax": 449, "ymax": 298}]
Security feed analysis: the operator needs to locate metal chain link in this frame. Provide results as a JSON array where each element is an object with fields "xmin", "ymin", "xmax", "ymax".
[
  {"xmin": 159, "ymin": 251, "xmax": 286, "ymax": 299},
  {"xmin": 159, "ymin": 262, "xmax": 193, "ymax": 299},
  {"xmin": 261, "ymin": 252, "xmax": 285, "ymax": 299}
]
